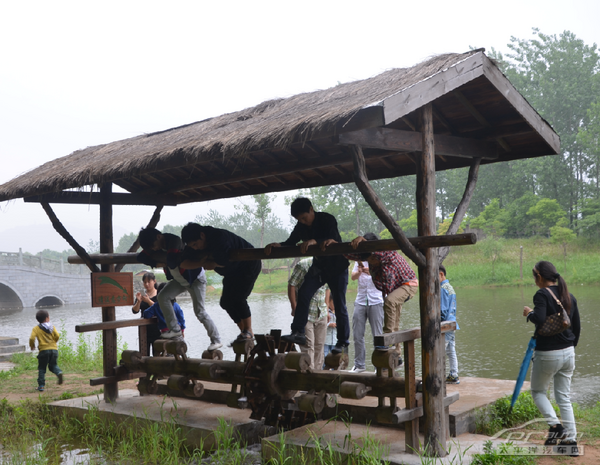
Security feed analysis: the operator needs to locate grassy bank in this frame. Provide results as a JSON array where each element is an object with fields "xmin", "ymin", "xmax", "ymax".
[{"xmin": 217, "ymin": 237, "xmax": 600, "ymax": 295}]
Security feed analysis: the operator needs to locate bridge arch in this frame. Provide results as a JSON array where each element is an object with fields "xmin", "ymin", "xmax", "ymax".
[
  {"xmin": 35, "ymin": 295, "xmax": 64, "ymax": 308},
  {"xmin": 0, "ymin": 281, "xmax": 24, "ymax": 311}
]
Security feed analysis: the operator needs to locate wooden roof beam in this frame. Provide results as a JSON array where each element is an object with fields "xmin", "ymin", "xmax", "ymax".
[
  {"xmin": 339, "ymin": 128, "xmax": 499, "ymax": 159},
  {"xmin": 24, "ymin": 192, "xmax": 179, "ymax": 206},
  {"xmin": 453, "ymin": 90, "xmax": 511, "ymax": 152}
]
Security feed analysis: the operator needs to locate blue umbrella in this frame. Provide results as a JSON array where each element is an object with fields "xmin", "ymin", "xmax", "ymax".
[{"xmin": 509, "ymin": 336, "xmax": 536, "ymax": 414}]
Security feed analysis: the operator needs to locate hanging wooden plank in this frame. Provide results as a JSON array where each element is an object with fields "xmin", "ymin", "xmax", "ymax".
[
  {"xmin": 382, "ymin": 52, "xmax": 485, "ymax": 125},
  {"xmin": 417, "ymin": 104, "xmax": 446, "ymax": 457},
  {"xmin": 481, "ymin": 55, "xmax": 560, "ymax": 154}
]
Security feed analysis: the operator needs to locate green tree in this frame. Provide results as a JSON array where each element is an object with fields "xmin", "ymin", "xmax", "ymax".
[
  {"xmin": 397, "ymin": 209, "xmax": 418, "ymax": 237},
  {"xmin": 115, "ymin": 232, "xmax": 139, "ymax": 253},
  {"xmin": 437, "ymin": 213, "xmax": 466, "ymax": 235},
  {"xmin": 492, "ymin": 29, "xmax": 600, "ymax": 225},
  {"xmin": 526, "ymin": 198, "xmax": 566, "ymax": 237},
  {"xmin": 577, "ymin": 100, "xmax": 600, "ymax": 199},
  {"xmin": 550, "ymin": 218, "xmax": 576, "ymax": 272},
  {"xmin": 470, "ymin": 199, "xmax": 507, "ymax": 237},
  {"xmin": 503, "ymin": 193, "xmax": 539, "ymax": 238},
  {"xmin": 481, "ymin": 237, "xmax": 505, "ymax": 281}
]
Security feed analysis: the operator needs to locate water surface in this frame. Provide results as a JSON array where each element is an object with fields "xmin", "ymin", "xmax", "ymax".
[{"xmin": 3, "ymin": 284, "xmax": 598, "ymax": 407}]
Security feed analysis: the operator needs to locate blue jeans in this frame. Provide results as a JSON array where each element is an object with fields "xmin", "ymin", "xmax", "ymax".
[
  {"xmin": 445, "ymin": 331, "xmax": 458, "ymax": 377},
  {"xmin": 531, "ymin": 346, "xmax": 576, "ymax": 440},
  {"xmin": 159, "ymin": 276, "xmax": 221, "ymax": 343},
  {"xmin": 352, "ymin": 302, "xmax": 384, "ymax": 370}
]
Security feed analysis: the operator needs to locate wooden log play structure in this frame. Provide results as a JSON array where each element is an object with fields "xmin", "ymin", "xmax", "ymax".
[{"xmin": 0, "ymin": 50, "xmax": 561, "ymax": 457}]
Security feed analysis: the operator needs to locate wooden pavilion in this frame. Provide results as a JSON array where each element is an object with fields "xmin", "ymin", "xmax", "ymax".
[{"xmin": 0, "ymin": 49, "xmax": 559, "ymax": 456}]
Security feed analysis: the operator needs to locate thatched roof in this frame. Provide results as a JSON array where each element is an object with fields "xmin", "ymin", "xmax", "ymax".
[{"xmin": 0, "ymin": 50, "xmax": 559, "ymax": 205}]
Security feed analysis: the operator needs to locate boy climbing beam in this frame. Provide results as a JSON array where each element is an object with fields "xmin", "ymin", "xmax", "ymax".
[
  {"xmin": 180, "ymin": 222, "xmax": 261, "ymax": 342},
  {"xmin": 265, "ymin": 197, "xmax": 350, "ymax": 354}
]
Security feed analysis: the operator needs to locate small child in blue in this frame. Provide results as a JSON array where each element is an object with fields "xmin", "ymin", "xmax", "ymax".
[
  {"xmin": 439, "ymin": 265, "xmax": 459, "ymax": 384},
  {"xmin": 143, "ymin": 283, "xmax": 186, "ymax": 337}
]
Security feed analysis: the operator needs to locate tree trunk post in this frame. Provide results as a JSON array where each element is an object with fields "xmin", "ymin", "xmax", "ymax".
[
  {"xmin": 100, "ymin": 183, "xmax": 119, "ymax": 402},
  {"xmin": 417, "ymin": 104, "xmax": 446, "ymax": 457}
]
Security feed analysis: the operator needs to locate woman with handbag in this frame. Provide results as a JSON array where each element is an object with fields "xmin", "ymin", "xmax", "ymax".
[{"xmin": 523, "ymin": 260, "xmax": 581, "ymax": 450}]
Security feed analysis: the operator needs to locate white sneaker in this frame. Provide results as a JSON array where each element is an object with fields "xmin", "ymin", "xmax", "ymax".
[
  {"xmin": 207, "ymin": 342, "xmax": 223, "ymax": 351},
  {"xmin": 349, "ymin": 366, "xmax": 366, "ymax": 373},
  {"xmin": 162, "ymin": 329, "xmax": 183, "ymax": 340}
]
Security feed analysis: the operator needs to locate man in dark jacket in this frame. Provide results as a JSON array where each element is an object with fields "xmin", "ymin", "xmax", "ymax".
[
  {"xmin": 180, "ymin": 222, "xmax": 261, "ymax": 342},
  {"xmin": 265, "ymin": 197, "xmax": 350, "ymax": 354}
]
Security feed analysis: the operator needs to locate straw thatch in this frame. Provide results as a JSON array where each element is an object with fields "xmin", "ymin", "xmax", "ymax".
[{"xmin": 0, "ymin": 51, "xmax": 484, "ymax": 202}]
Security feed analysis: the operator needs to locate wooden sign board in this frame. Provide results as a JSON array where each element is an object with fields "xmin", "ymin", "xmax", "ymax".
[{"xmin": 91, "ymin": 272, "xmax": 134, "ymax": 307}]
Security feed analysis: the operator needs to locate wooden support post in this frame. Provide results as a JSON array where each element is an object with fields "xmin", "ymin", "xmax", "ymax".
[
  {"xmin": 438, "ymin": 157, "xmax": 481, "ymax": 263},
  {"xmin": 40, "ymin": 202, "xmax": 100, "ymax": 273},
  {"xmin": 100, "ymin": 183, "xmax": 118, "ymax": 402},
  {"xmin": 403, "ymin": 339, "xmax": 419, "ymax": 453},
  {"xmin": 417, "ymin": 104, "xmax": 446, "ymax": 456},
  {"xmin": 349, "ymin": 144, "xmax": 426, "ymax": 268}
]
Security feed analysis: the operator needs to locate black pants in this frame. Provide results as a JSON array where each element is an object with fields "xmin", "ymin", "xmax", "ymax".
[
  {"xmin": 37, "ymin": 349, "xmax": 61, "ymax": 387},
  {"xmin": 220, "ymin": 260, "xmax": 261, "ymax": 323}
]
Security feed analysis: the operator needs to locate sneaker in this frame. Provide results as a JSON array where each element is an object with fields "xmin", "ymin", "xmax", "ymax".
[
  {"xmin": 446, "ymin": 374, "xmax": 460, "ymax": 384},
  {"xmin": 281, "ymin": 332, "xmax": 307, "ymax": 346},
  {"xmin": 57, "ymin": 373, "xmax": 64, "ymax": 385},
  {"xmin": 207, "ymin": 342, "xmax": 223, "ymax": 351},
  {"xmin": 545, "ymin": 424, "xmax": 566, "ymax": 446},
  {"xmin": 36, "ymin": 386, "xmax": 45, "ymax": 392},
  {"xmin": 331, "ymin": 343, "xmax": 348, "ymax": 355},
  {"xmin": 348, "ymin": 366, "xmax": 366, "ymax": 373},
  {"xmin": 162, "ymin": 329, "xmax": 183, "ymax": 340},
  {"xmin": 558, "ymin": 439, "xmax": 579, "ymax": 457}
]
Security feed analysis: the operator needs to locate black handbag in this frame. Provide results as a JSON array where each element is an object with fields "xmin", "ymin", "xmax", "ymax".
[{"xmin": 536, "ymin": 287, "xmax": 571, "ymax": 337}]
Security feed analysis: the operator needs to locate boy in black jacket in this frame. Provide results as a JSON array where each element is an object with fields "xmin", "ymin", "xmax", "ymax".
[
  {"xmin": 137, "ymin": 228, "xmax": 221, "ymax": 349},
  {"xmin": 265, "ymin": 198, "xmax": 350, "ymax": 354},
  {"xmin": 180, "ymin": 222, "xmax": 261, "ymax": 342}
]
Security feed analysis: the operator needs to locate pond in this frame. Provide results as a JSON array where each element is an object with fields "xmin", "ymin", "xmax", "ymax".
[{"xmin": 2, "ymin": 284, "xmax": 599, "ymax": 407}]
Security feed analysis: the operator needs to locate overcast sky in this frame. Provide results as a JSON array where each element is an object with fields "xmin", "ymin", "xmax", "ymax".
[{"xmin": 1, "ymin": 0, "xmax": 599, "ymax": 254}]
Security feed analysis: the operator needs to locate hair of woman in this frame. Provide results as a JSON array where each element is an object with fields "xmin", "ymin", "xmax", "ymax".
[{"xmin": 534, "ymin": 260, "xmax": 571, "ymax": 312}]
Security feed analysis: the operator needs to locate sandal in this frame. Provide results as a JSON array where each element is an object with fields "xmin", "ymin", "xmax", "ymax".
[{"xmin": 235, "ymin": 330, "xmax": 253, "ymax": 341}]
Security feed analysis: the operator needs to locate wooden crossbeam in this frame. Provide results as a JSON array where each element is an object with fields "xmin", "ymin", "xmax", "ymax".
[
  {"xmin": 392, "ymin": 392, "xmax": 459, "ymax": 424},
  {"xmin": 374, "ymin": 321, "xmax": 457, "ymax": 347},
  {"xmin": 76, "ymin": 317, "xmax": 157, "ymax": 333},
  {"xmin": 67, "ymin": 234, "xmax": 477, "ymax": 265},
  {"xmin": 339, "ymin": 127, "xmax": 498, "ymax": 159}
]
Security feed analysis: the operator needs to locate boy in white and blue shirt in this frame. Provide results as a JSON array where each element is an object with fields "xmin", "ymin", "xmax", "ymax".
[{"xmin": 439, "ymin": 264, "xmax": 459, "ymax": 384}]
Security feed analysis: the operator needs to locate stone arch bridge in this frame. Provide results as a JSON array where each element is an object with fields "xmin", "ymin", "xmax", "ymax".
[{"xmin": 0, "ymin": 250, "xmax": 90, "ymax": 310}]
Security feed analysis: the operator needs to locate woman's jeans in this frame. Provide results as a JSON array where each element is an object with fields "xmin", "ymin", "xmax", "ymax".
[{"xmin": 531, "ymin": 346, "xmax": 576, "ymax": 440}]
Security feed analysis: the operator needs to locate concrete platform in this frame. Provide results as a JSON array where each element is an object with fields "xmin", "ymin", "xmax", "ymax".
[
  {"xmin": 48, "ymin": 376, "xmax": 528, "ymax": 462},
  {"xmin": 262, "ymin": 420, "xmax": 513, "ymax": 465},
  {"xmin": 49, "ymin": 389, "xmax": 276, "ymax": 451},
  {"xmin": 447, "ymin": 377, "xmax": 529, "ymax": 436}
]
